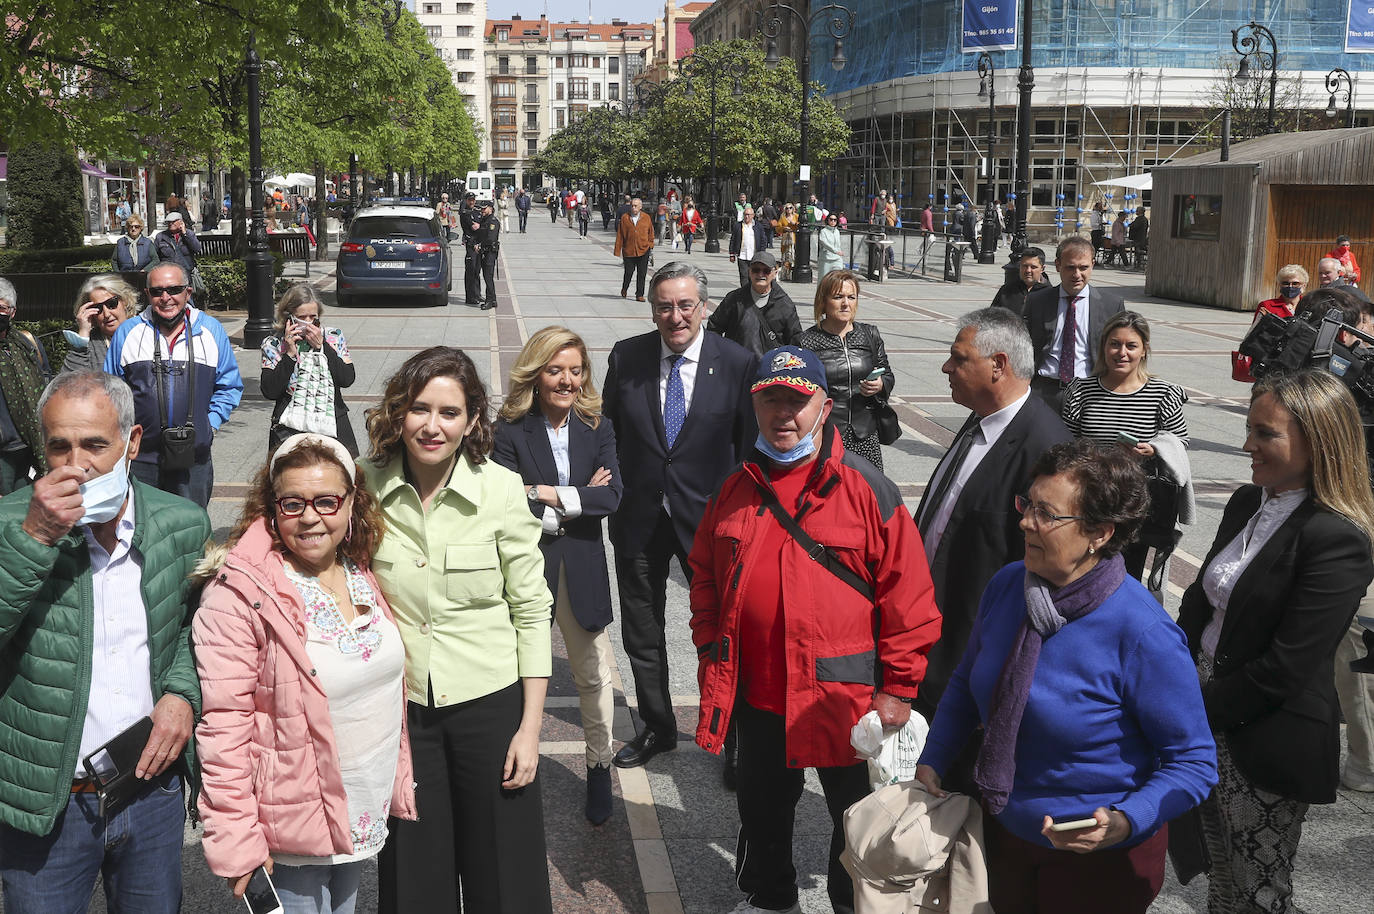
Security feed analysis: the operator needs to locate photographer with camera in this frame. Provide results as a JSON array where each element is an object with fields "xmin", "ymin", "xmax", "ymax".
[{"xmin": 103, "ymin": 263, "xmax": 243, "ymax": 508}]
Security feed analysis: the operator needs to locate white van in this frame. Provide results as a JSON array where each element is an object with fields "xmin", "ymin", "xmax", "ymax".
[{"xmin": 465, "ymin": 171, "xmax": 495, "ymax": 204}]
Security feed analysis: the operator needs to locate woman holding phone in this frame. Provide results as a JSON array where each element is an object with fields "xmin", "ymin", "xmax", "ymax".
[
  {"xmin": 363, "ymin": 346, "xmax": 553, "ymax": 914},
  {"xmin": 261, "ymin": 283, "xmax": 358, "ymax": 456},
  {"xmin": 916, "ymin": 441, "xmax": 1217, "ymax": 913},
  {"xmin": 195, "ymin": 433, "xmax": 413, "ymax": 914},
  {"xmin": 797, "ymin": 269, "xmax": 895, "ymax": 469}
]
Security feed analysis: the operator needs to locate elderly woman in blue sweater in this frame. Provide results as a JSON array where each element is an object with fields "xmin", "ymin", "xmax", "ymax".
[{"xmin": 916, "ymin": 440, "xmax": 1216, "ymax": 914}]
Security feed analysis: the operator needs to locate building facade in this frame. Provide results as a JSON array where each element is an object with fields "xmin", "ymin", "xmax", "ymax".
[
  {"xmin": 690, "ymin": 0, "xmax": 808, "ymax": 64},
  {"xmin": 643, "ymin": 1, "xmax": 713, "ymax": 84},
  {"xmin": 818, "ymin": 1, "xmax": 1374, "ymax": 236},
  {"xmin": 414, "ymin": 0, "xmax": 489, "ymax": 163},
  {"xmin": 485, "ymin": 15, "xmax": 653, "ymax": 192}
]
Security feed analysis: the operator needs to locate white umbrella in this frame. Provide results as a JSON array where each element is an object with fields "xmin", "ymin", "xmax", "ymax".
[
  {"xmin": 263, "ymin": 174, "xmax": 291, "ymax": 187},
  {"xmin": 283, "ymin": 172, "xmax": 317, "ymax": 188},
  {"xmin": 1092, "ymin": 173, "xmax": 1153, "ymax": 191}
]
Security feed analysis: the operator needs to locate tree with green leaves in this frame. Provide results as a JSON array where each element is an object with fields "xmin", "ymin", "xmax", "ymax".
[{"xmin": 4, "ymin": 144, "xmax": 85, "ymax": 249}]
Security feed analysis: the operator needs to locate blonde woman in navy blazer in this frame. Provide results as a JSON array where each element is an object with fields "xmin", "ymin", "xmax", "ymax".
[{"xmin": 493, "ymin": 326, "xmax": 624, "ymax": 825}]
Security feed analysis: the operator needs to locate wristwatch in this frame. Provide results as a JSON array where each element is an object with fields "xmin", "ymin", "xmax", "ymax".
[{"xmin": 526, "ymin": 485, "xmax": 539, "ymax": 502}]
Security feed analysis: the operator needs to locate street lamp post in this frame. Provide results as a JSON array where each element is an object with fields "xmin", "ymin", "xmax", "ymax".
[
  {"xmin": 1008, "ymin": 0, "xmax": 1034, "ymax": 262},
  {"xmin": 761, "ymin": 2, "xmax": 855, "ymax": 284},
  {"xmin": 976, "ymin": 52, "xmax": 996, "ymax": 265},
  {"xmin": 1232, "ymin": 20, "xmax": 1279, "ymax": 134},
  {"xmin": 242, "ymin": 34, "xmax": 275, "ymax": 349},
  {"xmin": 1327, "ymin": 67, "xmax": 1355, "ymax": 128},
  {"xmin": 678, "ymin": 52, "xmax": 748, "ymax": 255}
]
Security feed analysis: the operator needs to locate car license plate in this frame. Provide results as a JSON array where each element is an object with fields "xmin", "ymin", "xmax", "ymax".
[{"xmin": 370, "ymin": 261, "xmax": 406, "ymax": 270}]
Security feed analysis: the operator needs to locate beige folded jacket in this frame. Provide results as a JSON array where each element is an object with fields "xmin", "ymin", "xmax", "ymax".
[{"xmin": 841, "ymin": 783, "xmax": 992, "ymax": 914}]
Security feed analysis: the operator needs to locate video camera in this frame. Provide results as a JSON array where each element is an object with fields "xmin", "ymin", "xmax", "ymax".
[{"xmin": 1237, "ymin": 307, "xmax": 1374, "ymax": 414}]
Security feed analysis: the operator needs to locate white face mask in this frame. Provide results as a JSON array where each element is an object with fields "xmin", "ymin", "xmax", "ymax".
[{"xmin": 78, "ymin": 438, "xmax": 132, "ymax": 525}]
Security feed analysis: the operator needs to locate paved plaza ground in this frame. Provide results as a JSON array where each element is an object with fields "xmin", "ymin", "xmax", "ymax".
[{"xmin": 62, "ymin": 212, "xmax": 1374, "ymax": 912}]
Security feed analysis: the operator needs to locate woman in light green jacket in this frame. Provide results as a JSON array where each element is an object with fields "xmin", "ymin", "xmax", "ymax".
[
  {"xmin": 817, "ymin": 211, "xmax": 845, "ymax": 280},
  {"xmin": 362, "ymin": 346, "xmax": 553, "ymax": 914}
]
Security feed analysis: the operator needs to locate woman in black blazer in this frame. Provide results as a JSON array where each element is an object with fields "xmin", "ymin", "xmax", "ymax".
[
  {"xmin": 492, "ymin": 326, "xmax": 623, "ymax": 826},
  {"xmin": 1178, "ymin": 370, "xmax": 1374, "ymax": 913}
]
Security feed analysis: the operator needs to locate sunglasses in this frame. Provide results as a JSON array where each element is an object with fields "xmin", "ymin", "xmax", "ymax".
[
  {"xmin": 750, "ymin": 266, "xmax": 774, "ymax": 275},
  {"xmin": 148, "ymin": 285, "xmax": 187, "ymax": 298},
  {"xmin": 275, "ymin": 494, "xmax": 347, "ymax": 517},
  {"xmin": 87, "ymin": 297, "xmax": 122, "ymax": 312}
]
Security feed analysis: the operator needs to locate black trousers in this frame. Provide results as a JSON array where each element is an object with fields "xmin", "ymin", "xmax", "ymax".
[
  {"xmin": 378, "ymin": 682, "xmax": 551, "ymax": 914},
  {"xmin": 733, "ymin": 701, "xmax": 868, "ymax": 914},
  {"xmin": 463, "ymin": 244, "xmax": 482, "ymax": 302},
  {"xmin": 736, "ymin": 257, "xmax": 752, "ymax": 289},
  {"xmin": 517, "ymin": 210, "xmax": 528, "ymax": 232},
  {"xmin": 613, "ymin": 509, "xmax": 689, "ymax": 739},
  {"xmin": 621, "ymin": 252, "xmax": 651, "ymax": 297},
  {"xmin": 481, "ymin": 248, "xmax": 498, "ymax": 303}
]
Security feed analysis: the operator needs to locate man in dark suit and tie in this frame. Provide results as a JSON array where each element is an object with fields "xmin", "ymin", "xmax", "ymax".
[
  {"xmin": 915, "ymin": 308, "xmax": 1072, "ymax": 735},
  {"xmin": 603, "ymin": 261, "xmax": 759, "ymax": 768},
  {"xmin": 1022, "ymin": 236, "xmax": 1125, "ymax": 413}
]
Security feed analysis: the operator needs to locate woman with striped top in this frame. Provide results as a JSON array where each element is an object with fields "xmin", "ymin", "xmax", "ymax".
[{"xmin": 1061, "ymin": 311, "xmax": 1188, "ymax": 578}]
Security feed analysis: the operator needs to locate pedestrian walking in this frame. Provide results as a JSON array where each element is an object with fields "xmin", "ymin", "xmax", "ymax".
[
  {"xmin": 679, "ymin": 196, "xmax": 703, "ymax": 254},
  {"xmin": 516, "ymin": 187, "xmax": 531, "ymax": 233},
  {"xmin": 498, "ymin": 189, "xmax": 511, "ymax": 233},
  {"xmin": 614, "ymin": 198, "xmax": 655, "ymax": 301}
]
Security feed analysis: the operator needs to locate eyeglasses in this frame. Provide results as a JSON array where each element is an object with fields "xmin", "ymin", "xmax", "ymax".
[
  {"xmin": 1280, "ymin": 283, "xmax": 1302, "ymax": 289},
  {"xmin": 275, "ymin": 494, "xmax": 347, "ymax": 517},
  {"xmin": 1014, "ymin": 494, "xmax": 1085, "ymax": 528},
  {"xmin": 653, "ymin": 302, "xmax": 700, "ymax": 316},
  {"xmin": 750, "ymin": 266, "xmax": 774, "ymax": 275},
  {"xmin": 148, "ymin": 285, "xmax": 187, "ymax": 298},
  {"xmin": 87, "ymin": 297, "xmax": 122, "ymax": 311}
]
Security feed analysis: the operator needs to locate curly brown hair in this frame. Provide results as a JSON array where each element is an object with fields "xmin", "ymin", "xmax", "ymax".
[
  {"xmin": 365, "ymin": 346, "xmax": 493, "ymax": 467},
  {"xmin": 1028, "ymin": 440, "xmax": 1149, "ymax": 558},
  {"xmin": 228, "ymin": 440, "xmax": 384, "ymax": 567}
]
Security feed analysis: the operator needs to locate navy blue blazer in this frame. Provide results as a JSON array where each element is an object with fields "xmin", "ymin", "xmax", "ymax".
[
  {"xmin": 728, "ymin": 221, "xmax": 770, "ymax": 259},
  {"xmin": 491, "ymin": 410, "xmax": 623, "ymax": 632},
  {"xmin": 602, "ymin": 329, "xmax": 758, "ymax": 555}
]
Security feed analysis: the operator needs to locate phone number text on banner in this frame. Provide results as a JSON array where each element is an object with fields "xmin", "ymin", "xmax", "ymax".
[
  {"xmin": 1349, "ymin": 1, "xmax": 1374, "ymax": 53},
  {"xmin": 962, "ymin": 0, "xmax": 1019, "ymax": 54}
]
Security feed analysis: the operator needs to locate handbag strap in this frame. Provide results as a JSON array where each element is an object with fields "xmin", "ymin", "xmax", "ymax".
[
  {"xmin": 151, "ymin": 312, "xmax": 195, "ymax": 432},
  {"xmin": 751, "ymin": 474, "xmax": 875, "ymax": 602}
]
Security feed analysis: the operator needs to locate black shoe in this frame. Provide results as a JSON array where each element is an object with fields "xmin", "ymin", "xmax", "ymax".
[
  {"xmin": 612, "ymin": 730, "xmax": 675, "ymax": 769},
  {"xmin": 465, "ymin": 299, "xmax": 480, "ymax": 305},
  {"xmin": 586, "ymin": 764, "xmax": 613, "ymax": 825}
]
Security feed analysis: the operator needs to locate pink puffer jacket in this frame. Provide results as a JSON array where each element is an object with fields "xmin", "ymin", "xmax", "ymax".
[{"xmin": 193, "ymin": 520, "xmax": 416, "ymax": 878}]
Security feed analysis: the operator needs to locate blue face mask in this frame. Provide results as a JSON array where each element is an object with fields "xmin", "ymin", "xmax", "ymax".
[
  {"xmin": 78, "ymin": 438, "xmax": 132, "ymax": 525},
  {"xmin": 755, "ymin": 409, "xmax": 824, "ymax": 465}
]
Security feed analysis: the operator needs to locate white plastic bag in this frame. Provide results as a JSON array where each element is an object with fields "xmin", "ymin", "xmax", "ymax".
[{"xmin": 849, "ymin": 709, "xmax": 929, "ymax": 791}]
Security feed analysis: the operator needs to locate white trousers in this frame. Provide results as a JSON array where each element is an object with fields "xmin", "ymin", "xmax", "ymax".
[{"xmin": 554, "ymin": 563, "xmax": 616, "ymax": 768}]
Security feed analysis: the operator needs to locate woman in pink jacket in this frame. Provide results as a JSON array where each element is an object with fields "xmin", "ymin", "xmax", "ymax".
[{"xmin": 194, "ymin": 433, "xmax": 415, "ymax": 914}]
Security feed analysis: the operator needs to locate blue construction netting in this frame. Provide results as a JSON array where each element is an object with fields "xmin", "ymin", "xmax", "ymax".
[{"xmin": 814, "ymin": 1, "xmax": 1374, "ymax": 97}]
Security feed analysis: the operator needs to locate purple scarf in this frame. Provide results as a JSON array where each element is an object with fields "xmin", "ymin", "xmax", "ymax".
[{"xmin": 973, "ymin": 554, "xmax": 1127, "ymax": 814}]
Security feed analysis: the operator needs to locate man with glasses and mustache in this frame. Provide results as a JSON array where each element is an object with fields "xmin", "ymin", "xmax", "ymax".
[
  {"xmin": 103, "ymin": 263, "xmax": 242, "ymax": 508},
  {"xmin": 601, "ymin": 261, "xmax": 757, "ymax": 770}
]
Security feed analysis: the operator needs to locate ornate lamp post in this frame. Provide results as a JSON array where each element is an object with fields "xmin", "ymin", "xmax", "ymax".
[
  {"xmin": 242, "ymin": 33, "xmax": 275, "ymax": 349},
  {"xmin": 678, "ymin": 51, "xmax": 748, "ymax": 255},
  {"xmin": 761, "ymin": 2, "xmax": 855, "ymax": 283},
  {"xmin": 976, "ymin": 52, "xmax": 997, "ymax": 264},
  {"xmin": 1327, "ymin": 67, "xmax": 1355, "ymax": 128},
  {"xmin": 1008, "ymin": 0, "xmax": 1034, "ymax": 262},
  {"xmin": 1232, "ymin": 20, "xmax": 1279, "ymax": 134}
]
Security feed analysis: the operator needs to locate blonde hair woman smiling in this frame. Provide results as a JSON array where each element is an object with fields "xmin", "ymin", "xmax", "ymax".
[{"xmin": 493, "ymin": 326, "xmax": 623, "ymax": 825}]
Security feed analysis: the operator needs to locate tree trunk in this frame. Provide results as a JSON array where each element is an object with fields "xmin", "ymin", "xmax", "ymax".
[
  {"xmin": 231, "ymin": 166, "xmax": 248, "ymax": 258},
  {"xmin": 314, "ymin": 160, "xmax": 328, "ymax": 261}
]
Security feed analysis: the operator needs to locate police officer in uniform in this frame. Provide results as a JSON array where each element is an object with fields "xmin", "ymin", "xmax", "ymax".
[
  {"xmin": 459, "ymin": 191, "xmax": 482, "ymax": 305},
  {"xmin": 475, "ymin": 201, "xmax": 501, "ymax": 310}
]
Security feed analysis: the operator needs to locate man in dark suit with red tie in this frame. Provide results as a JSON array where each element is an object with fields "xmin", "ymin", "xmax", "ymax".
[
  {"xmin": 602, "ymin": 261, "xmax": 758, "ymax": 768},
  {"xmin": 1022, "ymin": 236, "xmax": 1125, "ymax": 413},
  {"xmin": 915, "ymin": 309, "xmax": 1071, "ymax": 741}
]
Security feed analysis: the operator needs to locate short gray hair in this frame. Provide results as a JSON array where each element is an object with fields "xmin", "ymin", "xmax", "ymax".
[
  {"xmin": 38, "ymin": 371, "xmax": 136, "ymax": 441},
  {"xmin": 649, "ymin": 261, "xmax": 708, "ymax": 305},
  {"xmin": 0, "ymin": 277, "xmax": 16, "ymax": 310},
  {"xmin": 1319, "ymin": 257, "xmax": 1343, "ymax": 273},
  {"xmin": 955, "ymin": 307, "xmax": 1035, "ymax": 380},
  {"xmin": 147, "ymin": 262, "xmax": 190, "ymax": 286}
]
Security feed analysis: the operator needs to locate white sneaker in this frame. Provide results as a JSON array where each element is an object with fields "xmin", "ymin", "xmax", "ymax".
[{"xmin": 727, "ymin": 902, "xmax": 801, "ymax": 914}]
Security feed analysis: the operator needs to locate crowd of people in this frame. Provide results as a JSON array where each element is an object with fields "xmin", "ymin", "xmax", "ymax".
[{"xmin": 1, "ymin": 199, "xmax": 1373, "ymax": 914}]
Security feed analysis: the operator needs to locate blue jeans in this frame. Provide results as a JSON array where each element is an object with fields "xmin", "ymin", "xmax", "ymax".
[
  {"xmin": 0, "ymin": 773, "xmax": 184, "ymax": 914},
  {"xmin": 273, "ymin": 861, "xmax": 362, "ymax": 914},
  {"xmin": 130, "ymin": 456, "xmax": 213, "ymax": 508}
]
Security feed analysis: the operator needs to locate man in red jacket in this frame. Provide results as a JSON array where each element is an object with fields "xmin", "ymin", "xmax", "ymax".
[{"xmin": 689, "ymin": 346, "xmax": 942, "ymax": 914}]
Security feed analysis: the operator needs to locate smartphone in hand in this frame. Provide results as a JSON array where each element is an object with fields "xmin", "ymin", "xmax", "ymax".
[
  {"xmin": 243, "ymin": 866, "xmax": 283, "ymax": 914},
  {"xmin": 1116, "ymin": 431, "xmax": 1140, "ymax": 447},
  {"xmin": 865, "ymin": 367, "xmax": 887, "ymax": 381},
  {"xmin": 1048, "ymin": 816, "xmax": 1099, "ymax": 832}
]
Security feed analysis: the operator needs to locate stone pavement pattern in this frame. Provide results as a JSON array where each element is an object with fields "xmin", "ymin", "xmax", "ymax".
[{"xmin": 46, "ymin": 213, "xmax": 1374, "ymax": 913}]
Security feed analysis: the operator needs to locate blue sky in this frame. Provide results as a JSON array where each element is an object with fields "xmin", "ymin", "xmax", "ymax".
[{"xmin": 487, "ymin": 1, "xmax": 661, "ymax": 22}]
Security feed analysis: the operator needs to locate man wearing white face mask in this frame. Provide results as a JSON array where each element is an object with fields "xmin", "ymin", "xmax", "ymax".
[
  {"xmin": 689, "ymin": 346, "xmax": 942, "ymax": 914},
  {"xmin": 0, "ymin": 371, "xmax": 210, "ymax": 914}
]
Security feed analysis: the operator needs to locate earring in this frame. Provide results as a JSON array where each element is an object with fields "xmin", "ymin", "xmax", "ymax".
[
  {"xmin": 345, "ymin": 515, "xmax": 354, "ymax": 543},
  {"xmin": 1088, "ymin": 544, "xmax": 1096, "ymax": 555}
]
